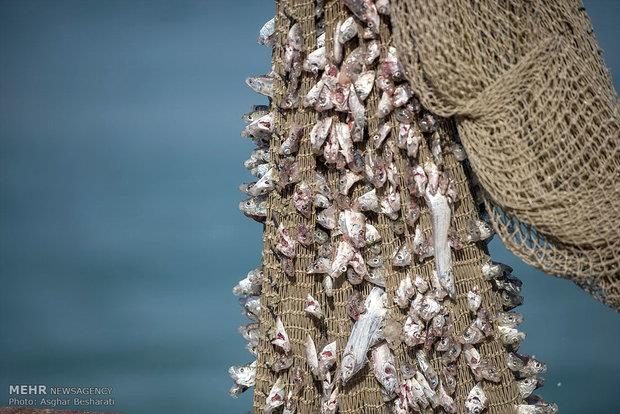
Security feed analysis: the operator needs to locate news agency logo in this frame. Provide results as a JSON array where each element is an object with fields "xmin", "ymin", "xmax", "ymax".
[
  {"xmin": 7, "ymin": 385, "xmax": 115, "ymax": 408},
  {"xmin": 9, "ymin": 385, "xmax": 47, "ymax": 395}
]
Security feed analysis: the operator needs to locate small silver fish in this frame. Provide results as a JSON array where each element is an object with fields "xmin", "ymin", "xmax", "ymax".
[
  {"xmin": 520, "ymin": 356, "xmax": 548, "ymax": 376},
  {"xmin": 293, "ymin": 181, "xmax": 313, "ymax": 219},
  {"xmin": 459, "ymin": 324, "xmax": 485, "ymax": 345},
  {"xmin": 464, "ymin": 383, "xmax": 488, "ymax": 414},
  {"xmin": 463, "ymin": 344, "xmax": 501, "ymax": 383},
  {"xmin": 348, "ymin": 85, "xmax": 365, "ymax": 142},
  {"xmin": 382, "ymin": 46, "xmax": 405, "ymax": 80},
  {"xmin": 232, "ymin": 268, "xmax": 264, "ymax": 297},
  {"xmin": 467, "ymin": 218, "xmax": 494, "ymax": 243},
  {"xmin": 406, "ymin": 126, "xmax": 423, "ymax": 158},
  {"xmin": 339, "ymin": 209, "xmax": 366, "ymax": 248},
  {"xmin": 339, "ymin": 170, "xmax": 363, "ymax": 195},
  {"xmin": 322, "ymin": 129, "xmax": 339, "ymax": 165},
  {"xmin": 494, "ymin": 311, "xmax": 524, "ymax": 328},
  {"xmin": 317, "ymin": 205, "xmax": 338, "ymax": 230},
  {"xmin": 515, "ymin": 402, "xmax": 558, "ymax": 414},
  {"xmin": 410, "ymin": 164, "xmax": 427, "ymax": 197},
  {"xmin": 416, "ymin": 349, "xmax": 439, "ymax": 389},
  {"xmin": 339, "ymin": 44, "xmax": 366, "ymax": 84},
  {"xmin": 366, "ymin": 266, "xmax": 386, "ymax": 287},
  {"xmin": 355, "ymin": 188, "xmax": 380, "ymax": 212},
  {"xmin": 450, "ymin": 142, "xmax": 467, "ymax": 161},
  {"xmin": 271, "ymin": 317, "xmax": 292, "ymax": 354},
  {"xmin": 314, "ymin": 193, "xmax": 331, "ymax": 209},
  {"xmin": 402, "ymin": 315, "xmax": 425, "ymax": 347},
  {"xmin": 307, "ymin": 257, "xmax": 332, "ymax": 274},
  {"xmin": 393, "ymin": 242, "xmax": 413, "ymax": 267},
  {"xmin": 245, "ymin": 73, "xmax": 275, "ymax": 98},
  {"xmin": 318, "ymin": 341, "xmax": 337, "ymax": 377},
  {"xmin": 500, "ymin": 290, "xmax": 524, "ymax": 310},
  {"xmin": 423, "ymin": 161, "xmax": 440, "ymax": 195},
  {"xmin": 392, "ymin": 84, "xmax": 413, "ymax": 107},
  {"xmin": 305, "ymin": 293, "xmax": 323, "ymax": 319},
  {"xmin": 276, "ymin": 223, "xmax": 297, "ymax": 259},
  {"xmin": 310, "ymin": 117, "xmax": 332, "ymax": 153},
  {"xmin": 332, "ymin": 20, "xmax": 343, "ymax": 64},
  {"xmin": 366, "ymin": 255, "xmax": 383, "ymax": 268},
  {"xmin": 305, "ymin": 334, "xmax": 320, "ymax": 378},
  {"xmin": 372, "ymin": 122, "xmax": 392, "ymax": 150},
  {"xmin": 394, "ymin": 275, "xmax": 416, "ymax": 309},
  {"xmin": 467, "ymin": 286, "xmax": 482, "ymax": 313},
  {"xmin": 257, "ymin": 17, "xmax": 276, "ymax": 47},
  {"xmin": 280, "ymin": 124, "xmax": 303, "ymax": 156},
  {"xmin": 333, "ymin": 122, "xmax": 354, "ymax": 163},
  {"xmin": 354, "ymin": 70, "xmax": 375, "ymax": 102},
  {"xmin": 436, "ymin": 383, "xmax": 457, "ymax": 413},
  {"xmin": 380, "ymin": 187, "xmax": 401, "ymax": 220},
  {"xmin": 239, "ymin": 196, "xmax": 268, "ymax": 222},
  {"xmin": 481, "ymin": 261, "xmax": 512, "ymax": 279},
  {"xmin": 346, "ymin": 267, "xmax": 363, "ymax": 285},
  {"xmin": 304, "ymin": 79, "xmax": 325, "ymax": 108},
  {"xmin": 372, "ymin": 342, "xmax": 397, "ymax": 397},
  {"xmin": 229, "ymin": 360, "xmax": 257, "ymax": 388},
  {"xmin": 377, "ymin": 91, "xmax": 394, "ymax": 118},
  {"xmin": 331, "ymin": 239, "xmax": 355, "ymax": 278},
  {"xmin": 244, "ymin": 148, "xmax": 269, "ymax": 169},
  {"xmin": 338, "ymin": 16, "xmax": 358, "ymax": 44},
  {"xmin": 272, "ymin": 351, "xmax": 293, "ymax": 373},
  {"xmin": 343, "ymin": 0, "xmax": 380, "ymax": 34},
  {"xmin": 494, "ymin": 275, "xmax": 523, "ymax": 295},
  {"xmin": 365, "ymin": 40, "xmax": 381, "ymax": 65},
  {"xmin": 265, "ymin": 377, "xmax": 286, "ymax": 413},
  {"xmin": 314, "ymin": 227, "xmax": 330, "ymax": 245},
  {"xmin": 242, "ymin": 105, "xmax": 270, "ymax": 124},
  {"xmin": 296, "ymin": 222, "xmax": 313, "ymax": 247},
  {"xmin": 238, "ymin": 181, "xmax": 256, "ymax": 195},
  {"xmin": 365, "ymin": 223, "xmax": 381, "ymax": 245},
  {"xmin": 238, "ymin": 322, "xmax": 259, "ymax": 345},
  {"xmin": 419, "ymin": 113, "xmax": 437, "ymax": 133},
  {"xmin": 517, "ymin": 377, "xmax": 543, "ymax": 399},
  {"xmin": 316, "ymin": 83, "xmax": 334, "ymax": 112},
  {"xmin": 497, "ymin": 325, "xmax": 526, "ymax": 348},
  {"xmin": 250, "ymin": 167, "xmax": 278, "ymax": 196},
  {"xmin": 284, "ymin": 23, "xmax": 303, "ymax": 73},
  {"xmin": 304, "ymin": 46, "xmax": 327, "ymax": 75},
  {"xmin": 506, "ymin": 352, "xmax": 526, "ymax": 372},
  {"xmin": 242, "ymin": 112, "xmax": 274, "ymax": 141},
  {"xmin": 414, "ymin": 371, "xmax": 436, "ymax": 403},
  {"xmin": 320, "ymin": 386, "xmax": 339, "ymax": 414},
  {"xmin": 341, "ymin": 288, "xmax": 387, "ymax": 383},
  {"xmin": 241, "ymin": 295, "xmax": 260, "ymax": 321}
]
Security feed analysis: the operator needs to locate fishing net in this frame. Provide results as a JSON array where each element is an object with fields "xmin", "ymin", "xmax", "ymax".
[
  {"xmin": 250, "ymin": 1, "xmax": 524, "ymax": 412},
  {"xmin": 390, "ymin": 0, "xmax": 620, "ymax": 310}
]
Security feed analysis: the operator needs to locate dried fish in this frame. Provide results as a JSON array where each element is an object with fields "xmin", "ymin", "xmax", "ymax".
[
  {"xmin": 380, "ymin": 186, "xmax": 401, "ymax": 220},
  {"xmin": 257, "ymin": 17, "xmax": 276, "ymax": 47},
  {"xmin": 306, "ymin": 334, "xmax": 320, "ymax": 378},
  {"xmin": 393, "ymin": 242, "xmax": 413, "ymax": 267},
  {"xmin": 376, "ymin": 0, "xmax": 390, "ymax": 14},
  {"xmin": 354, "ymin": 70, "xmax": 375, "ymax": 102},
  {"xmin": 341, "ymin": 287, "xmax": 387, "ymax": 383},
  {"xmin": 497, "ymin": 325, "xmax": 526, "ymax": 348},
  {"xmin": 241, "ymin": 296, "xmax": 260, "ymax": 321},
  {"xmin": 459, "ymin": 324, "xmax": 485, "ymax": 345},
  {"xmin": 314, "ymin": 227, "xmax": 330, "ymax": 245},
  {"xmin": 250, "ymin": 167, "xmax": 278, "ymax": 196},
  {"xmin": 520, "ymin": 356, "xmax": 548, "ymax": 377},
  {"xmin": 304, "ymin": 46, "xmax": 327, "ymax": 75},
  {"xmin": 271, "ymin": 317, "xmax": 292, "ymax": 354},
  {"xmin": 419, "ymin": 113, "xmax": 437, "ymax": 133},
  {"xmin": 321, "ymin": 386, "xmax": 339, "ymax": 414},
  {"xmin": 467, "ymin": 286, "xmax": 482, "ymax": 313},
  {"xmin": 463, "ymin": 344, "xmax": 501, "ymax": 383},
  {"xmin": 233, "ymin": 268, "xmax": 264, "ymax": 297},
  {"xmin": 377, "ymin": 91, "xmax": 394, "ymax": 118},
  {"xmin": 416, "ymin": 349, "xmax": 439, "ymax": 389},
  {"xmin": 308, "ymin": 257, "xmax": 332, "ymax": 274},
  {"xmin": 242, "ymin": 105, "xmax": 270, "ymax": 124},
  {"xmin": 242, "ymin": 112, "xmax": 275, "ymax": 141},
  {"xmin": 245, "ymin": 72, "xmax": 275, "ymax": 98},
  {"xmin": 339, "ymin": 16, "xmax": 358, "ymax": 44},
  {"xmin": 365, "ymin": 40, "xmax": 381, "ymax": 65},
  {"xmin": 331, "ymin": 239, "xmax": 355, "ymax": 278},
  {"xmin": 317, "ymin": 205, "xmax": 338, "ymax": 229},
  {"xmin": 265, "ymin": 377, "xmax": 286, "ymax": 413},
  {"xmin": 515, "ymin": 402, "xmax": 558, "ymax": 414},
  {"xmin": 365, "ymin": 223, "xmax": 381, "ymax": 245},
  {"xmin": 343, "ymin": 0, "xmax": 380, "ymax": 34},
  {"xmin": 346, "ymin": 290, "xmax": 367, "ymax": 321},
  {"xmin": 323, "ymin": 274, "xmax": 334, "ymax": 297},
  {"xmin": 494, "ymin": 311, "xmax": 524, "ymax": 328},
  {"xmin": 450, "ymin": 142, "xmax": 467, "ymax": 161},
  {"xmin": 464, "ymin": 383, "xmax": 488, "ymax": 414},
  {"xmin": 392, "ymin": 84, "xmax": 413, "ymax": 107},
  {"xmin": 229, "ymin": 360, "xmax": 257, "ymax": 388},
  {"xmin": 467, "ymin": 218, "xmax": 494, "ymax": 243},
  {"xmin": 372, "ymin": 342, "xmax": 397, "ymax": 397},
  {"xmin": 318, "ymin": 341, "xmax": 338, "ymax": 377},
  {"xmin": 339, "ymin": 170, "xmax": 363, "ymax": 195},
  {"xmin": 425, "ymin": 173, "xmax": 455, "ymax": 297},
  {"xmin": 276, "ymin": 223, "xmax": 297, "ymax": 258},
  {"xmin": 403, "ymin": 314, "xmax": 426, "ymax": 347},
  {"xmin": 305, "ymin": 294, "xmax": 323, "ymax": 319},
  {"xmin": 293, "ymin": 182, "xmax": 313, "ymax": 219},
  {"xmin": 280, "ymin": 124, "xmax": 303, "ymax": 156},
  {"xmin": 517, "ymin": 377, "xmax": 543, "ymax": 399},
  {"xmin": 436, "ymin": 383, "xmax": 457, "ymax": 413}
]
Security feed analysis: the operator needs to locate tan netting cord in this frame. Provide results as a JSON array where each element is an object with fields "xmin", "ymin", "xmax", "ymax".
[{"xmin": 390, "ymin": 0, "xmax": 620, "ymax": 310}]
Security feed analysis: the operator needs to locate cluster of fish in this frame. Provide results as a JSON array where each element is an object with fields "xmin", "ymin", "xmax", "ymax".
[{"xmin": 231, "ymin": 1, "xmax": 556, "ymax": 413}]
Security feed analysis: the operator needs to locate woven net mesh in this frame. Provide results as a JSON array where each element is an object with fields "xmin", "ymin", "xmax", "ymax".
[
  {"xmin": 250, "ymin": 1, "xmax": 525, "ymax": 412},
  {"xmin": 390, "ymin": 0, "xmax": 620, "ymax": 310}
]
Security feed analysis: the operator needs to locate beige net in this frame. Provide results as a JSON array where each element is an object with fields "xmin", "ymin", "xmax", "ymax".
[
  {"xmin": 250, "ymin": 1, "xmax": 526, "ymax": 412},
  {"xmin": 390, "ymin": 0, "xmax": 620, "ymax": 310}
]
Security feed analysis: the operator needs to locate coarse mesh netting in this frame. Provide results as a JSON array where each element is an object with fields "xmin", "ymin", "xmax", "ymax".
[
  {"xmin": 250, "ymin": 1, "xmax": 526, "ymax": 412},
  {"xmin": 390, "ymin": 0, "xmax": 620, "ymax": 311}
]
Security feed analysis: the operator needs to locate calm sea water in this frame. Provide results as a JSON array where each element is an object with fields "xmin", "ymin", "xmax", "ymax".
[{"xmin": 1, "ymin": 1, "xmax": 619, "ymax": 413}]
